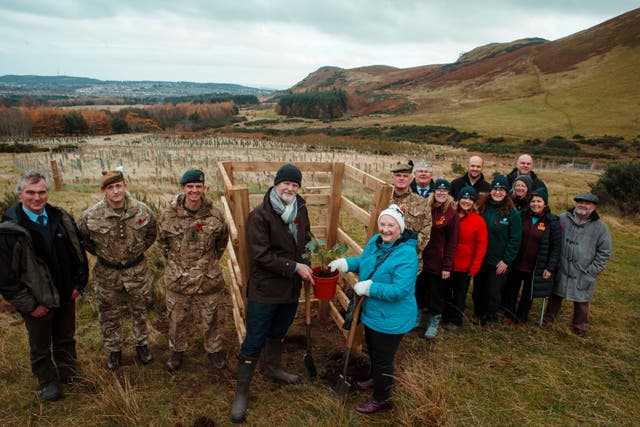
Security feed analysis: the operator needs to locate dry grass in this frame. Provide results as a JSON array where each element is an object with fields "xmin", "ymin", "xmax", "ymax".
[{"xmin": 0, "ymin": 136, "xmax": 638, "ymax": 426}]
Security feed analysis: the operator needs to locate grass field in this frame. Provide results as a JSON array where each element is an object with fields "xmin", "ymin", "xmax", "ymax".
[{"xmin": 0, "ymin": 136, "xmax": 638, "ymax": 426}]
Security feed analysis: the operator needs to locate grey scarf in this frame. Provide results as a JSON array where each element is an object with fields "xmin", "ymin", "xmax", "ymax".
[{"xmin": 269, "ymin": 188, "xmax": 298, "ymax": 243}]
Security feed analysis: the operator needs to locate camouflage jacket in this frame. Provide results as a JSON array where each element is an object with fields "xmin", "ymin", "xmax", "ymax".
[
  {"xmin": 157, "ymin": 193, "xmax": 229, "ymax": 295},
  {"xmin": 79, "ymin": 193, "xmax": 157, "ymax": 266},
  {"xmin": 391, "ymin": 191, "xmax": 432, "ymax": 252}
]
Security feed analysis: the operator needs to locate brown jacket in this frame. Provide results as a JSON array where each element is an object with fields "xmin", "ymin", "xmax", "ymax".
[{"xmin": 246, "ymin": 189, "xmax": 311, "ymax": 304}]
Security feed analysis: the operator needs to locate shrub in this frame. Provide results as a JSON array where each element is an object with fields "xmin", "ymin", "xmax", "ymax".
[
  {"xmin": 451, "ymin": 162, "xmax": 466, "ymax": 175},
  {"xmin": 591, "ymin": 162, "xmax": 640, "ymax": 216}
]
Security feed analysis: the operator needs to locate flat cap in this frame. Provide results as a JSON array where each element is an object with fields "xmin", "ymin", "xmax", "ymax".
[{"xmin": 574, "ymin": 193, "xmax": 599, "ymax": 204}]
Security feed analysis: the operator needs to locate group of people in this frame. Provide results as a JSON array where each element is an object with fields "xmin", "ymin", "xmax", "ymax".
[
  {"xmin": 322, "ymin": 154, "xmax": 612, "ymax": 414},
  {"xmin": 0, "ymin": 168, "xmax": 230, "ymax": 404},
  {"xmin": 0, "ymin": 155, "xmax": 612, "ymax": 422},
  {"xmin": 380, "ymin": 154, "xmax": 611, "ymax": 337}
]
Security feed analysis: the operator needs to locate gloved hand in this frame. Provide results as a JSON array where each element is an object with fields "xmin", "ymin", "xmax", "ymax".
[
  {"xmin": 328, "ymin": 258, "xmax": 348, "ymax": 273},
  {"xmin": 353, "ymin": 279, "xmax": 372, "ymax": 296}
]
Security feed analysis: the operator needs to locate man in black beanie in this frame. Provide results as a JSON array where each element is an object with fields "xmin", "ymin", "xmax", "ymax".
[{"xmin": 230, "ymin": 163, "xmax": 313, "ymax": 423}]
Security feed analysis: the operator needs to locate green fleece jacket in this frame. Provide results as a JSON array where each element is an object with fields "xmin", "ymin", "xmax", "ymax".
[{"xmin": 481, "ymin": 202, "xmax": 522, "ymax": 266}]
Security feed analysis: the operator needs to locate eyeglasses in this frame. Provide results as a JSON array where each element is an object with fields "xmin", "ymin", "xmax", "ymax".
[
  {"xmin": 491, "ymin": 187, "xmax": 507, "ymax": 193},
  {"xmin": 435, "ymin": 189, "xmax": 449, "ymax": 194}
]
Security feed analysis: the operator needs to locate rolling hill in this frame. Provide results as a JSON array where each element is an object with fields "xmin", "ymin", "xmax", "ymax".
[
  {"xmin": 0, "ymin": 75, "xmax": 274, "ymax": 98},
  {"xmin": 291, "ymin": 8, "xmax": 640, "ymax": 139}
]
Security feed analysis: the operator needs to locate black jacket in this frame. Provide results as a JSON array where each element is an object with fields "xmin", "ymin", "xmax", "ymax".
[
  {"xmin": 451, "ymin": 173, "xmax": 491, "ymax": 199},
  {"xmin": 246, "ymin": 189, "xmax": 311, "ymax": 304},
  {"xmin": 1, "ymin": 204, "xmax": 88, "ymax": 309},
  {"xmin": 526, "ymin": 211, "xmax": 562, "ymax": 298}
]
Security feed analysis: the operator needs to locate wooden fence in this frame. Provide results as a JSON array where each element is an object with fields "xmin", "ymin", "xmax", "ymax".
[{"xmin": 218, "ymin": 161, "xmax": 393, "ymax": 346}]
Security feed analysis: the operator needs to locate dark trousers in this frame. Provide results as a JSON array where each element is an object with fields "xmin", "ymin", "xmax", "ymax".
[
  {"xmin": 240, "ymin": 301, "xmax": 298, "ymax": 358},
  {"xmin": 21, "ymin": 299, "xmax": 77, "ymax": 388},
  {"xmin": 503, "ymin": 269, "xmax": 534, "ymax": 322},
  {"xmin": 543, "ymin": 294, "xmax": 591, "ymax": 334},
  {"xmin": 364, "ymin": 326, "xmax": 404, "ymax": 402},
  {"xmin": 414, "ymin": 271, "xmax": 427, "ymax": 310},
  {"xmin": 443, "ymin": 272, "xmax": 471, "ymax": 326},
  {"xmin": 472, "ymin": 264, "xmax": 508, "ymax": 323},
  {"xmin": 426, "ymin": 273, "xmax": 447, "ymax": 315}
]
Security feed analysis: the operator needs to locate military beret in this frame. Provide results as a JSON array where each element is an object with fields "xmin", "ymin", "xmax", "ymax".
[
  {"xmin": 101, "ymin": 170, "xmax": 124, "ymax": 189},
  {"xmin": 390, "ymin": 161, "xmax": 413, "ymax": 173},
  {"xmin": 574, "ymin": 193, "xmax": 599, "ymax": 204},
  {"xmin": 180, "ymin": 169, "xmax": 205, "ymax": 185}
]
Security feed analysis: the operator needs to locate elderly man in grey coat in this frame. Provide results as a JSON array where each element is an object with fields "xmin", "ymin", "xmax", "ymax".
[{"xmin": 543, "ymin": 193, "xmax": 612, "ymax": 337}]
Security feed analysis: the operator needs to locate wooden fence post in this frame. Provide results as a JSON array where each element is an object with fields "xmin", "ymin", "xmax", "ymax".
[{"xmin": 50, "ymin": 160, "xmax": 62, "ymax": 191}]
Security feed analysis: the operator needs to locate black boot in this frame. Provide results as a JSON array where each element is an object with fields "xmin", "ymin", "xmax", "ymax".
[
  {"xmin": 263, "ymin": 338, "xmax": 300, "ymax": 384},
  {"xmin": 107, "ymin": 351, "xmax": 121, "ymax": 371},
  {"xmin": 230, "ymin": 354, "xmax": 257, "ymax": 423},
  {"xmin": 165, "ymin": 351, "xmax": 183, "ymax": 372},
  {"xmin": 136, "ymin": 345, "xmax": 153, "ymax": 365}
]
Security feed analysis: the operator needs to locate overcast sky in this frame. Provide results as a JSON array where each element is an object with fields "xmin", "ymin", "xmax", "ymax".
[{"xmin": 0, "ymin": 1, "xmax": 637, "ymax": 89}]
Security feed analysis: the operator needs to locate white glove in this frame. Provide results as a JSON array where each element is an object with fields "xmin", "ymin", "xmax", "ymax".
[
  {"xmin": 328, "ymin": 258, "xmax": 348, "ymax": 273},
  {"xmin": 354, "ymin": 280, "xmax": 372, "ymax": 296}
]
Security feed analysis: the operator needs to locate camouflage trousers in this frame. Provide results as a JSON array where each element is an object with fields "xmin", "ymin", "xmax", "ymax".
[
  {"xmin": 94, "ymin": 261, "xmax": 152, "ymax": 352},
  {"xmin": 165, "ymin": 289, "xmax": 223, "ymax": 354}
]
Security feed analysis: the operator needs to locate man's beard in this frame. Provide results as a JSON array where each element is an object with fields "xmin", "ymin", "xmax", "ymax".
[
  {"xmin": 575, "ymin": 207, "xmax": 590, "ymax": 216},
  {"xmin": 278, "ymin": 190, "xmax": 296, "ymax": 205}
]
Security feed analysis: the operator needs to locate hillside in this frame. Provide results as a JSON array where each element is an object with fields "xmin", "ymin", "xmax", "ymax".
[
  {"xmin": 290, "ymin": 8, "xmax": 640, "ymax": 139},
  {"xmin": 0, "ymin": 75, "xmax": 274, "ymax": 98}
]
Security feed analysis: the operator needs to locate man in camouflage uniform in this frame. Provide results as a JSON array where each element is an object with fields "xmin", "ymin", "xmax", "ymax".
[
  {"xmin": 79, "ymin": 170, "xmax": 157, "ymax": 371},
  {"xmin": 157, "ymin": 169, "xmax": 229, "ymax": 371},
  {"xmin": 390, "ymin": 161, "xmax": 432, "ymax": 328},
  {"xmin": 390, "ymin": 162, "xmax": 432, "ymax": 254}
]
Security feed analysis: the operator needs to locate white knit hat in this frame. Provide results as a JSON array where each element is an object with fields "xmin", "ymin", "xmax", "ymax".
[{"xmin": 378, "ymin": 204, "xmax": 405, "ymax": 232}]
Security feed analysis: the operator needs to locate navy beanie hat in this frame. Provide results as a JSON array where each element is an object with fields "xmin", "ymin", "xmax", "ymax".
[
  {"xmin": 457, "ymin": 185, "xmax": 478, "ymax": 201},
  {"xmin": 491, "ymin": 175, "xmax": 509, "ymax": 190},
  {"xmin": 274, "ymin": 163, "xmax": 302, "ymax": 186},
  {"xmin": 531, "ymin": 187, "xmax": 549, "ymax": 205},
  {"xmin": 433, "ymin": 178, "xmax": 451, "ymax": 192}
]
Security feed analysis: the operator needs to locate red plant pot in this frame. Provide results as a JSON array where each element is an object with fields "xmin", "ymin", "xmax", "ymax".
[{"xmin": 312, "ymin": 267, "xmax": 340, "ymax": 300}]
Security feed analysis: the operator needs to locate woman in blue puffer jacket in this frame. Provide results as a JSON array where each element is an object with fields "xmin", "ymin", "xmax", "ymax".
[{"xmin": 329, "ymin": 204, "xmax": 418, "ymax": 415}]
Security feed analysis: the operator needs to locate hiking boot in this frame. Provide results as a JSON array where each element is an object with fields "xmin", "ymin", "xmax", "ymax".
[
  {"xmin": 38, "ymin": 382, "xmax": 62, "ymax": 402},
  {"xmin": 208, "ymin": 351, "xmax": 226, "ymax": 369},
  {"xmin": 62, "ymin": 375, "xmax": 85, "ymax": 385},
  {"xmin": 355, "ymin": 378, "xmax": 374, "ymax": 391},
  {"xmin": 424, "ymin": 314, "xmax": 442, "ymax": 340},
  {"xmin": 136, "ymin": 345, "xmax": 153, "ymax": 365},
  {"xmin": 166, "ymin": 351, "xmax": 184, "ymax": 372},
  {"xmin": 230, "ymin": 354, "xmax": 258, "ymax": 423},
  {"xmin": 444, "ymin": 323, "xmax": 460, "ymax": 331},
  {"xmin": 107, "ymin": 351, "xmax": 121, "ymax": 372},
  {"xmin": 355, "ymin": 399, "xmax": 391, "ymax": 414},
  {"xmin": 263, "ymin": 338, "xmax": 299, "ymax": 384}
]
